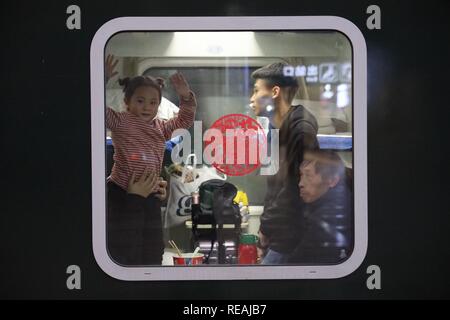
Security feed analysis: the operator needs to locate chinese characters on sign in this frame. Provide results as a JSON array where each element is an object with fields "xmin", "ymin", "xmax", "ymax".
[{"xmin": 283, "ymin": 63, "xmax": 352, "ymax": 84}]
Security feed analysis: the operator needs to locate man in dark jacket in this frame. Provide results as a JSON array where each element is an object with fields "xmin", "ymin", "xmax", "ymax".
[
  {"xmin": 250, "ymin": 62, "xmax": 319, "ymax": 264},
  {"xmin": 289, "ymin": 150, "xmax": 353, "ymax": 263}
]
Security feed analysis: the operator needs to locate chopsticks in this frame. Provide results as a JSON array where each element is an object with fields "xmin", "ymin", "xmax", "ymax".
[{"xmin": 168, "ymin": 240, "xmax": 183, "ymax": 257}]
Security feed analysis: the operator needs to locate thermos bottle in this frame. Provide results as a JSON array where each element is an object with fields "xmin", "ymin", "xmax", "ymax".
[{"xmin": 238, "ymin": 234, "xmax": 258, "ymax": 264}]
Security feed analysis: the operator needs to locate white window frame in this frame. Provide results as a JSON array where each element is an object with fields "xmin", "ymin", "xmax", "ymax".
[{"xmin": 91, "ymin": 16, "xmax": 367, "ymax": 281}]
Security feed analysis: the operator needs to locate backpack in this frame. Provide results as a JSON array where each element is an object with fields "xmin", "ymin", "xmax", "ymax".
[
  {"xmin": 192, "ymin": 179, "xmax": 241, "ymax": 263},
  {"xmin": 193, "ymin": 179, "xmax": 241, "ymax": 225}
]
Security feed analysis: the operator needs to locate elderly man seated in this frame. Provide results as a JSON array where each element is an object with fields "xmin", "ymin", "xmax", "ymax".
[{"xmin": 288, "ymin": 150, "xmax": 353, "ymax": 264}]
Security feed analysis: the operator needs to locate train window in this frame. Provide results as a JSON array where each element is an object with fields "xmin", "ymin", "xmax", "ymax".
[{"xmin": 91, "ymin": 17, "xmax": 367, "ymax": 280}]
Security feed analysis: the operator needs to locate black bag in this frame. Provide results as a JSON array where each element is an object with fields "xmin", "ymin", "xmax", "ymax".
[
  {"xmin": 192, "ymin": 179, "xmax": 241, "ymax": 264},
  {"xmin": 192, "ymin": 179, "xmax": 241, "ymax": 226}
]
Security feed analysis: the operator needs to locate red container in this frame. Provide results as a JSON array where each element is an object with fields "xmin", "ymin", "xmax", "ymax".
[
  {"xmin": 238, "ymin": 234, "xmax": 258, "ymax": 264},
  {"xmin": 173, "ymin": 253, "xmax": 204, "ymax": 265}
]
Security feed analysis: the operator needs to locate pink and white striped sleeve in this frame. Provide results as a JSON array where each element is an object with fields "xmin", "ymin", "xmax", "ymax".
[
  {"xmin": 160, "ymin": 92, "xmax": 197, "ymax": 140},
  {"xmin": 105, "ymin": 107, "xmax": 124, "ymax": 130}
]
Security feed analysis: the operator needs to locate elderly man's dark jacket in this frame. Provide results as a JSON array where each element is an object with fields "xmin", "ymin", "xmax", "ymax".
[{"xmin": 288, "ymin": 180, "xmax": 353, "ymax": 263}]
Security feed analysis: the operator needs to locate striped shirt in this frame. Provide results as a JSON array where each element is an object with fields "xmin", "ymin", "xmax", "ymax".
[{"xmin": 106, "ymin": 93, "xmax": 196, "ymax": 192}]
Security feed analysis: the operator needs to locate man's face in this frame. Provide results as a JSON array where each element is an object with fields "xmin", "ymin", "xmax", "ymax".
[
  {"xmin": 250, "ymin": 79, "xmax": 274, "ymax": 117},
  {"xmin": 298, "ymin": 161, "xmax": 332, "ymax": 203},
  {"xmin": 126, "ymin": 86, "xmax": 160, "ymax": 122}
]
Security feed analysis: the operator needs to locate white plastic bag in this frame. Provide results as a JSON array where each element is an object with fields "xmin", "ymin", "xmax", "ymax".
[{"xmin": 163, "ymin": 154, "xmax": 226, "ymax": 250}]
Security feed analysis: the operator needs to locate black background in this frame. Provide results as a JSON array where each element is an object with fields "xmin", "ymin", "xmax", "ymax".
[{"xmin": 1, "ymin": 0, "xmax": 449, "ymax": 299}]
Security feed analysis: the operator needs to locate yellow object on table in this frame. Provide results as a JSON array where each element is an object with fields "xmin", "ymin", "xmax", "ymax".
[{"xmin": 234, "ymin": 190, "xmax": 249, "ymax": 206}]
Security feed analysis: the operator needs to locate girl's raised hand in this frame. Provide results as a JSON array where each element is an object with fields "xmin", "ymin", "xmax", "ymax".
[
  {"xmin": 169, "ymin": 72, "xmax": 191, "ymax": 101},
  {"xmin": 105, "ymin": 54, "xmax": 119, "ymax": 83}
]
